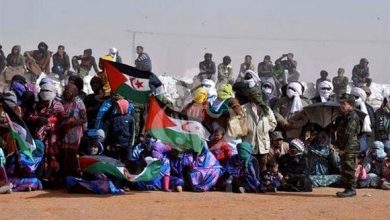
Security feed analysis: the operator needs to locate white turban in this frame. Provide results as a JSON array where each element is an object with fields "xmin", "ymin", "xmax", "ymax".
[
  {"xmin": 109, "ymin": 47, "xmax": 118, "ymax": 55},
  {"xmin": 243, "ymin": 70, "xmax": 261, "ymax": 88},
  {"xmin": 318, "ymin": 80, "xmax": 333, "ymax": 102},
  {"xmin": 351, "ymin": 87, "xmax": 367, "ymax": 102},
  {"xmin": 351, "ymin": 87, "xmax": 371, "ymax": 132},
  {"xmin": 286, "ymin": 82, "xmax": 304, "ymax": 116},
  {"xmin": 201, "ymin": 79, "xmax": 217, "ymax": 104}
]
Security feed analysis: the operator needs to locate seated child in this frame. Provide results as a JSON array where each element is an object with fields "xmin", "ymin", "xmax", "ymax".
[
  {"xmin": 261, "ymin": 160, "xmax": 283, "ymax": 192},
  {"xmin": 380, "ymin": 157, "xmax": 390, "ymax": 190},
  {"xmin": 208, "ymin": 128, "xmax": 232, "ymax": 165}
]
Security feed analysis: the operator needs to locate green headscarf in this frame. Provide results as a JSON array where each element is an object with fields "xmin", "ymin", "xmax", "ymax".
[
  {"xmin": 248, "ymin": 88, "xmax": 269, "ymax": 117},
  {"xmin": 237, "ymin": 142, "xmax": 253, "ymax": 170},
  {"xmin": 217, "ymin": 83, "xmax": 233, "ymax": 100}
]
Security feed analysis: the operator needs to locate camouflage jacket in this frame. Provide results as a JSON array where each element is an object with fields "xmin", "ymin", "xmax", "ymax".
[{"xmin": 335, "ymin": 110, "xmax": 361, "ymax": 154}]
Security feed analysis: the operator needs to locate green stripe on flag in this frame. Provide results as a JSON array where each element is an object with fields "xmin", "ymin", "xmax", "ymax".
[
  {"xmin": 131, "ymin": 160, "xmax": 163, "ymax": 182},
  {"xmin": 115, "ymin": 84, "xmax": 150, "ymax": 104},
  {"xmin": 147, "ymin": 128, "xmax": 204, "ymax": 153},
  {"xmin": 11, "ymin": 131, "xmax": 33, "ymax": 160},
  {"xmin": 85, "ymin": 162, "xmax": 126, "ymax": 180}
]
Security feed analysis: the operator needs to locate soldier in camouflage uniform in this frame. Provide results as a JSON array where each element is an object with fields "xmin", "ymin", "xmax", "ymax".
[{"xmin": 334, "ymin": 93, "xmax": 361, "ymax": 197}]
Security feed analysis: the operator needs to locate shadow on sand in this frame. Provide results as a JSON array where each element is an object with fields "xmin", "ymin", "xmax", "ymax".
[
  {"xmin": 262, "ymin": 191, "xmax": 336, "ymax": 198},
  {"xmin": 25, "ymin": 189, "xmax": 150, "ymax": 199}
]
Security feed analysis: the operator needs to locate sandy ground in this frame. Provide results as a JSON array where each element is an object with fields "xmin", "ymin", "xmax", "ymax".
[{"xmin": 1, "ymin": 188, "xmax": 389, "ymax": 220}]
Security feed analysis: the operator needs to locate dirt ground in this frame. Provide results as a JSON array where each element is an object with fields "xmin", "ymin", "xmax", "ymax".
[{"xmin": 0, "ymin": 188, "xmax": 389, "ymax": 220}]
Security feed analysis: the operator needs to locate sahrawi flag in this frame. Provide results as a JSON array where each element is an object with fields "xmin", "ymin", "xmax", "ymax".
[
  {"xmin": 145, "ymin": 95, "xmax": 211, "ymax": 154},
  {"xmin": 100, "ymin": 59, "xmax": 161, "ymax": 104},
  {"xmin": 129, "ymin": 157, "xmax": 163, "ymax": 182},
  {"xmin": 3, "ymin": 102, "xmax": 36, "ymax": 160}
]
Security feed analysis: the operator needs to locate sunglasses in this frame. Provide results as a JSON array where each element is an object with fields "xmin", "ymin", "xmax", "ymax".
[{"xmin": 321, "ymin": 87, "xmax": 332, "ymax": 91}]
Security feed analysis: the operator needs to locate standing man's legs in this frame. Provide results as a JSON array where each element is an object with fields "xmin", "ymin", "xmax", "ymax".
[{"xmin": 337, "ymin": 154, "xmax": 357, "ymax": 197}]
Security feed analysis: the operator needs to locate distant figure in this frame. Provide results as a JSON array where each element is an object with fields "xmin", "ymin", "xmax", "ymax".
[
  {"xmin": 276, "ymin": 53, "xmax": 299, "ymax": 83},
  {"xmin": 0, "ymin": 44, "xmax": 5, "ymax": 74},
  {"xmin": 332, "ymin": 68, "xmax": 349, "ymax": 98},
  {"xmin": 102, "ymin": 47, "xmax": 122, "ymax": 63},
  {"xmin": 352, "ymin": 58, "xmax": 371, "ymax": 87},
  {"xmin": 72, "ymin": 49, "xmax": 99, "ymax": 78},
  {"xmin": 24, "ymin": 42, "xmax": 52, "ymax": 81},
  {"xmin": 5, "ymin": 45, "xmax": 26, "ymax": 83},
  {"xmin": 273, "ymin": 59, "xmax": 285, "ymax": 85},
  {"xmin": 198, "ymin": 53, "xmax": 216, "ymax": 81},
  {"xmin": 315, "ymin": 70, "xmax": 330, "ymax": 89},
  {"xmin": 238, "ymin": 55, "xmax": 255, "ymax": 80},
  {"xmin": 217, "ymin": 56, "xmax": 233, "ymax": 86},
  {"xmin": 135, "ymin": 46, "xmax": 152, "ymax": 71},
  {"xmin": 257, "ymin": 55, "xmax": 274, "ymax": 78},
  {"xmin": 52, "ymin": 45, "xmax": 70, "ymax": 81}
]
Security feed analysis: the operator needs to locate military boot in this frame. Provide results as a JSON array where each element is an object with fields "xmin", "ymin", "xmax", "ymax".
[{"xmin": 336, "ymin": 188, "xmax": 357, "ymax": 198}]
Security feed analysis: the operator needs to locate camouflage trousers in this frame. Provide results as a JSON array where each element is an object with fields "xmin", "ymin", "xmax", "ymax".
[{"xmin": 341, "ymin": 154, "xmax": 358, "ymax": 189}]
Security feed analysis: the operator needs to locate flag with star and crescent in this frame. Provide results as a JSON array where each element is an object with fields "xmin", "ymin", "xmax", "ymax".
[
  {"xmin": 145, "ymin": 95, "xmax": 211, "ymax": 154},
  {"xmin": 100, "ymin": 59, "xmax": 159, "ymax": 104}
]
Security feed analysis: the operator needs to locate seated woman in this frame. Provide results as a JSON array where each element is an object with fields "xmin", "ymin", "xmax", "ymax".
[
  {"xmin": 6, "ymin": 140, "xmax": 44, "ymax": 192},
  {"xmin": 188, "ymin": 144, "xmax": 222, "ymax": 192},
  {"xmin": 224, "ymin": 142, "xmax": 262, "ymax": 193},
  {"xmin": 381, "ymin": 157, "xmax": 390, "ymax": 190},
  {"xmin": 65, "ymin": 143, "xmax": 125, "ymax": 195},
  {"xmin": 358, "ymin": 141, "xmax": 387, "ymax": 188},
  {"xmin": 279, "ymin": 138, "xmax": 312, "ymax": 192},
  {"xmin": 308, "ymin": 132, "xmax": 342, "ymax": 187},
  {"xmin": 168, "ymin": 149, "xmax": 194, "ymax": 192}
]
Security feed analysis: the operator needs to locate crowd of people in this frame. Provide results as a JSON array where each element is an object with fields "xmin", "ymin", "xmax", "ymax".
[{"xmin": 0, "ymin": 42, "xmax": 389, "ymax": 198}]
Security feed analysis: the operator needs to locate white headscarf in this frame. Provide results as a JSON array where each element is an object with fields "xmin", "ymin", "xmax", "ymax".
[
  {"xmin": 351, "ymin": 87, "xmax": 371, "ymax": 132},
  {"xmin": 109, "ymin": 47, "xmax": 118, "ymax": 60},
  {"xmin": 286, "ymin": 82, "xmax": 304, "ymax": 116},
  {"xmin": 39, "ymin": 83, "xmax": 57, "ymax": 101},
  {"xmin": 201, "ymin": 79, "xmax": 217, "ymax": 104},
  {"xmin": 318, "ymin": 80, "xmax": 333, "ymax": 102},
  {"xmin": 243, "ymin": 70, "xmax": 261, "ymax": 88}
]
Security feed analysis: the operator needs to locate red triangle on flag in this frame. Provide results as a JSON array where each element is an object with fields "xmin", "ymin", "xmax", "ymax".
[
  {"xmin": 102, "ymin": 60, "xmax": 127, "ymax": 91},
  {"xmin": 145, "ymin": 96, "xmax": 176, "ymax": 131}
]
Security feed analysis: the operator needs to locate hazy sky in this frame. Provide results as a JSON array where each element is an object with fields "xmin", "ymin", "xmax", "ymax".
[{"xmin": 1, "ymin": 0, "xmax": 389, "ymax": 83}]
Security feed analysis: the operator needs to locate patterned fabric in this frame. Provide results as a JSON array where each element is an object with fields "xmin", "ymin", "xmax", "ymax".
[
  {"xmin": 66, "ymin": 176, "xmax": 124, "ymax": 194},
  {"xmin": 135, "ymin": 53, "xmax": 152, "ymax": 71},
  {"xmin": 169, "ymin": 153, "xmax": 194, "ymax": 189},
  {"xmin": 308, "ymin": 143, "xmax": 330, "ymax": 175},
  {"xmin": 28, "ymin": 99, "xmax": 65, "ymax": 183},
  {"xmin": 225, "ymin": 154, "xmax": 262, "ymax": 192},
  {"xmin": 208, "ymin": 139, "xmax": 232, "ymax": 164},
  {"xmin": 335, "ymin": 110, "xmax": 361, "ymax": 154},
  {"xmin": 310, "ymin": 175, "xmax": 342, "ymax": 187},
  {"xmin": 9, "ymin": 177, "xmax": 43, "ymax": 191},
  {"xmin": 189, "ymin": 148, "xmax": 222, "ymax": 192},
  {"xmin": 137, "ymin": 158, "xmax": 170, "ymax": 191},
  {"xmin": 62, "ymin": 99, "xmax": 87, "ymax": 150},
  {"xmin": 261, "ymin": 170, "xmax": 282, "ymax": 191}
]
